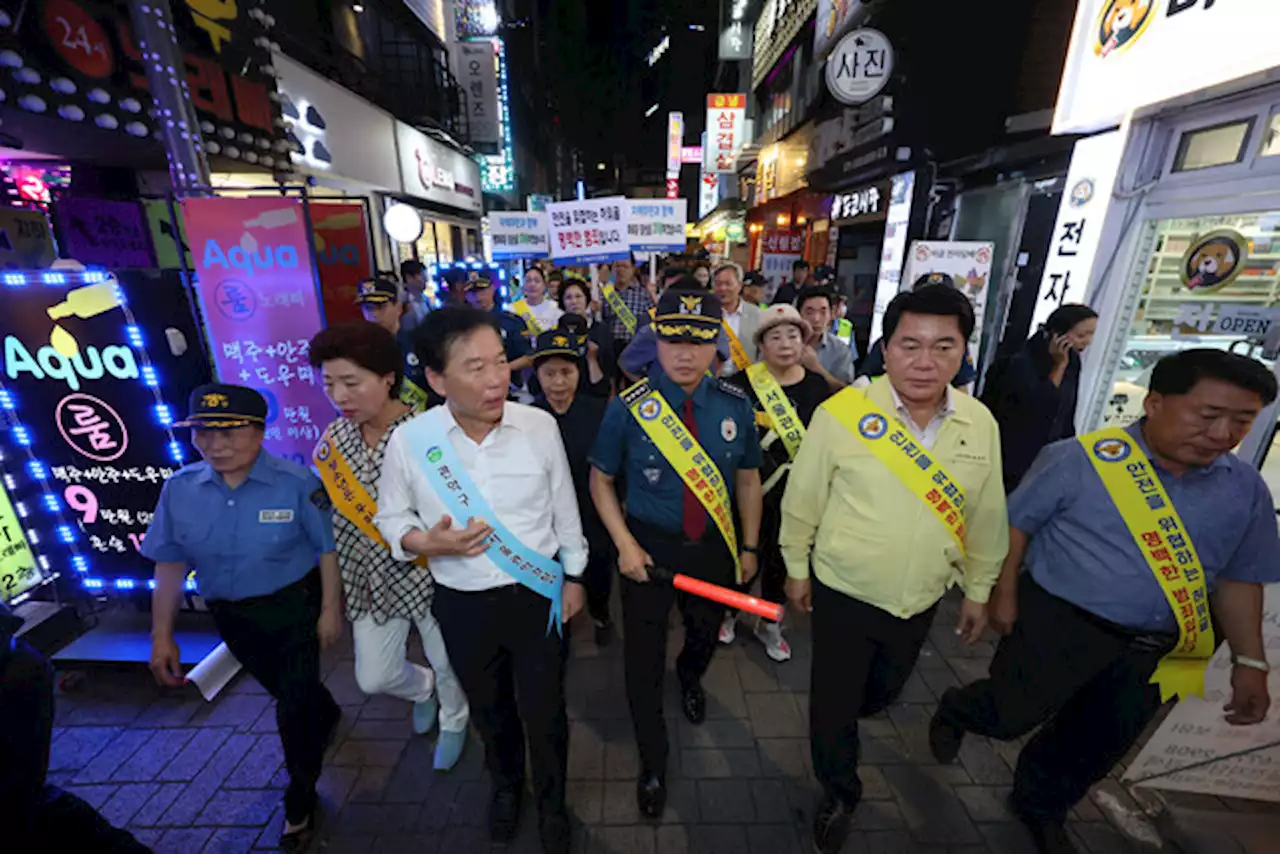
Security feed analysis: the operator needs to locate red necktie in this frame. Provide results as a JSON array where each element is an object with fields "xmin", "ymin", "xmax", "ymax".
[{"xmin": 681, "ymin": 398, "xmax": 706, "ymax": 541}]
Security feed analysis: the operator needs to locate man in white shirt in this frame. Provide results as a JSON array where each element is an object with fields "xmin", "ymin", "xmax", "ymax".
[
  {"xmin": 712, "ymin": 262, "xmax": 762, "ymax": 376},
  {"xmin": 376, "ymin": 307, "xmax": 587, "ymax": 854}
]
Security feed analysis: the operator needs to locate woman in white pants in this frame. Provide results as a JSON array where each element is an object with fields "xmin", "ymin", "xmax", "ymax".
[{"xmin": 310, "ymin": 320, "xmax": 469, "ymax": 770}]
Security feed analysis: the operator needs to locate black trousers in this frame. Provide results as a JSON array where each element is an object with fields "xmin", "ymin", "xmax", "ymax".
[
  {"xmin": 2, "ymin": 638, "xmax": 152, "ymax": 852},
  {"xmin": 209, "ymin": 570, "xmax": 339, "ymax": 824},
  {"xmin": 433, "ymin": 583, "xmax": 568, "ymax": 816},
  {"xmin": 583, "ymin": 546, "xmax": 615, "ymax": 625},
  {"xmin": 622, "ymin": 516, "xmax": 736, "ymax": 779},
  {"xmin": 735, "ymin": 491, "xmax": 786, "ymax": 606},
  {"xmin": 937, "ymin": 575, "xmax": 1175, "ymax": 821},
  {"xmin": 811, "ymin": 576, "xmax": 937, "ymax": 805}
]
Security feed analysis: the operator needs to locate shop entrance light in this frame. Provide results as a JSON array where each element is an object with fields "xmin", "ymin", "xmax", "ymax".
[{"xmin": 384, "ymin": 203, "xmax": 424, "ymax": 243}]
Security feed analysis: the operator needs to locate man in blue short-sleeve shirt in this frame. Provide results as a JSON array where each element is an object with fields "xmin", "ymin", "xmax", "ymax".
[
  {"xmin": 590, "ymin": 282, "xmax": 763, "ymax": 820},
  {"xmin": 141, "ymin": 384, "xmax": 341, "ymax": 852},
  {"xmin": 932, "ymin": 350, "xmax": 1280, "ymax": 854}
]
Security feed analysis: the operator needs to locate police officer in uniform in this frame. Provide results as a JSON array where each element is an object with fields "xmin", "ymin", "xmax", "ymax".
[
  {"xmin": 143, "ymin": 384, "xmax": 342, "ymax": 854},
  {"xmin": 356, "ymin": 276, "xmax": 438, "ymax": 410},
  {"xmin": 590, "ymin": 283, "xmax": 764, "ymax": 818}
]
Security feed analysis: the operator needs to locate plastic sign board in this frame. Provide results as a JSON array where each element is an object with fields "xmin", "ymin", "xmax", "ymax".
[
  {"xmin": 1033, "ymin": 129, "xmax": 1126, "ymax": 330},
  {"xmin": 627, "ymin": 199, "xmax": 688, "ymax": 252},
  {"xmin": 903, "ymin": 241, "xmax": 996, "ymax": 348},
  {"xmin": 546, "ymin": 197, "xmax": 630, "ymax": 264},
  {"xmin": 704, "ymin": 94, "xmax": 747, "ymax": 174},
  {"xmin": 1054, "ymin": 0, "xmax": 1280, "ymax": 135},
  {"xmin": 870, "ymin": 170, "xmax": 916, "ymax": 342},
  {"xmin": 760, "ymin": 229, "xmax": 804, "ymax": 286},
  {"xmin": 666, "ymin": 112, "xmax": 684, "ymax": 176},
  {"xmin": 680, "ymin": 146, "xmax": 704, "ymax": 165},
  {"xmin": 699, "ymin": 171, "xmax": 721, "ymax": 220},
  {"xmin": 665, "ymin": 177, "xmax": 680, "ymax": 199},
  {"xmin": 453, "ymin": 41, "xmax": 499, "ymax": 144},
  {"xmin": 489, "ymin": 211, "xmax": 550, "ymax": 260},
  {"xmin": 826, "ymin": 27, "xmax": 893, "ymax": 106}
]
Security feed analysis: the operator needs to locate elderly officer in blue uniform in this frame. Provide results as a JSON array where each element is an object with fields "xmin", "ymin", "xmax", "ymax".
[
  {"xmin": 930, "ymin": 349, "xmax": 1280, "ymax": 854},
  {"xmin": 590, "ymin": 282, "xmax": 764, "ymax": 819},
  {"xmin": 142, "ymin": 384, "xmax": 341, "ymax": 854},
  {"xmin": 356, "ymin": 276, "xmax": 437, "ymax": 410}
]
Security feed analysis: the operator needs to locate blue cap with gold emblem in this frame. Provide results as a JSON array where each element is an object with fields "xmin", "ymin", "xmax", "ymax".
[
  {"xmin": 354, "ymin": 277, "xmax": 399, "ymax": 305},
  {"xmin": 532, "ymin": 328, "xmax": 585, "ymax": 365},
  {"xmin": 175, "ymin": 383, "xmax": 268, "ymax": 429},
  {"xmin": 653, "ymin": 285, "xmax": 722, "ymax": 344}
]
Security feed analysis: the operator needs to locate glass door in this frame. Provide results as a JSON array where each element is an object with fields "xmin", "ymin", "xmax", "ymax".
[{"xmin": 1095, "ymin": 207, "xmax": 1280, "ymax": 505}]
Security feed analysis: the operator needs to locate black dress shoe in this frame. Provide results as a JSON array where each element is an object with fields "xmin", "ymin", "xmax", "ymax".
[
  {"xmin": 539, "ymin": 807, "xmax": 572, "ymax": 854},
  {"xmin": 681, "ymin": 683, "xmax": 706, "ymax": 725},
  {"xmin": 489, "ymin": 785, "xmax": 523, "ymax": 843},
  {"xmin": 929, "ymin": 688, "xmax": 965, "ymax": 765},
  {"xmin": 279, "ymin": 808, "xmax": 317, "ymax": 854},
  {"xmin": 1009, "ymin": 796, "xmax": 1079, "ymax": 854},
  {"xmin": 811, "ymin": 793, "xmax": 856, "ymax": 854},
  {"xmin": 636, "ymin": 774, "xmax": 667, "ymax": 819}
]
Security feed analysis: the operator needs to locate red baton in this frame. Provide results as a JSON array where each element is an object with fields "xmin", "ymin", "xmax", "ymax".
[{"xmin": 649, "ymin": 566, "xmax": 784, "ymax": 623}]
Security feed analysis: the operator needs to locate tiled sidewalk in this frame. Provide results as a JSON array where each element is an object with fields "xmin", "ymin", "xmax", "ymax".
[{"xmin": 47, "ymin": 594, "xmax": 1185, "ymax": 853}]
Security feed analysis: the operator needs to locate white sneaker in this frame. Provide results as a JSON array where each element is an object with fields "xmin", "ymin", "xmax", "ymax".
[
  {"xmin": 718, "ymin": 614, "xmax": 737, "ymax": 645},
  {"xmin": 754, "ymin": 620, "xmax": 792, "ymax": 662}
]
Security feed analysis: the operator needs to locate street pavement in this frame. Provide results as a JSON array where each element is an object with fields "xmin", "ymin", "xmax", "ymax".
[{"xmin": 45, "ymin": 591, "xmax": 1237, "ymax": 853}]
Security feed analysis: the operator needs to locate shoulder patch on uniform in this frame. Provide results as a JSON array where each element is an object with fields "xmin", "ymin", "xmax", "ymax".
[
  {"xmin": 310, "ymin": 488, "xmax": 332, "ymax": 512},
  {"xmin": 716, "ymin": 379, "xmax": 749, "ymax": 400}
]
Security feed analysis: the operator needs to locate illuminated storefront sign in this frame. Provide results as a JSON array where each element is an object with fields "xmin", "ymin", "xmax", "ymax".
[
  {"xmin": 667, "ymin": 112, "xmax": 685, "ymax": 175},
  {"xmin": 704, "ymin": 94, "xmax": 747, "ymax": 174}
]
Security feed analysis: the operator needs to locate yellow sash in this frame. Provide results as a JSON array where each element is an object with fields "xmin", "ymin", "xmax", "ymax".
[
  {"xmin": 400, "ymin": 378, "xmax": 431, "ymax": 412},
  {"xmin": 602, "ymin": 285, "xmax": 639, "ymax": 336},
  {"xmin": 746, "ymin": 363, "xmax": 805, "ymax": 461},
  {"xmin": 823, "ymin": 387, "xmax": 967, "ymax": 553},
  {"xmin": 1079, "ymin": 428, "xmax": 1214, "ymax": 701},
  {"xmin": 722, "ymin": 318, "xmax": 752, "ymax": 372},
  {"xmin": 314, "ymin": 433, "xmax": 428, "ymax": 568},
  {"xmin": 621, "ymin": 379, "xmax": 741, "ymax": 582},
  {"xmin": 511, "ymin": 299, "xmax": 542, "ymax": 337}
]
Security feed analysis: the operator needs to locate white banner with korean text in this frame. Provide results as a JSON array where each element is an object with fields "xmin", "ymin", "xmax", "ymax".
[
  {"xmin": 547, "ymin": 197, "xmax": 631, "ymax": 264},
  {"xmin": 627, "ymin": 199, "xmax": 687, "ymax": 252},
  {"xmin": 488, "ymin": 211, "xmax": 549, "ymax": 260}
]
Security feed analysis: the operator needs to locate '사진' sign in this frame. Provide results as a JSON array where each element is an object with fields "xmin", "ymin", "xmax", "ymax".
[{"xmin": 182, "ymin": 197, "xmax": 332, "ymax": 467}]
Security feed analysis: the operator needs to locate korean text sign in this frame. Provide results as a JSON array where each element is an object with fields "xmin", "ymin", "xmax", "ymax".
[
  {"xmin": 490, "ymin": 211, "xmax": 550, "ymax": 260},
  {"xmin": 182, "ymin": 197, "xmax": 331, "ymax": 466},
  {"xmin": 0, "ymin": 271, "xmax": 180, "ymax": 585},
  {"xmin": 704, "ymin": 94, "xmax": 746, "ymax": 175},
  {"xmin": 546, "ymin": 197, "xmax": 630, "ymax": 264},
  {"xmin": 760, "ymin": 229, "xmax": 805, "ymax": 285},
  {"xmin": 627, "ymin": 199, "xmax": 687, "ymax": 252},
  {"xmin": 55, "ymin": 198, "xmax": 155, "ymax": 269}
]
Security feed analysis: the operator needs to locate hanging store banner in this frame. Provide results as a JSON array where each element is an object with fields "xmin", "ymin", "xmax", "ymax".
[
  {"xmin": 489, "ymin": 211, "xmax": 551, "ymax": 260},
  {"xmin": 704, "ymin": 94, "xmax": 748, "ymax": 174},
  {"xmin": 0, "ymin": 209, "xmax": 57, "ymax": 270},
  {"xmin": 546, "ymin": 197, "xmax": 630, "ymax": 265},
  {"xmin": 7, "ymin": 0, "xmax": 286, "ymax": 170},
  {"xmin": 627, "ymin": 199, "xmax": 688, "ymax": 252},
  {"xmin": 182, "ymin": 197, "xmax": 331, "ymax": 466},
  {"xmin": 870, "ymin": 170, "xmax": 917, "ymax": 343},
  {"xmin": 903, "ymin": 241, "xmax": 996, "ymax": 348},
  {"xmin": 454, "ymin": 40, "xmax": 500, "ymax": 145},
  {"xmin": 699, "ymin": 170, "xmax": 721, "ymax": 220},
  {"xmin": 667, "ymin": 112, "xmax": 685, "ymax": 176},
  {"xmin": 1054, "ymin": 0, "xmax": 1280, "ymax": 135},
  {"xmin": 54, "ymin": 198, "xmax": 154, "ymax": 269},
  {"xmin": 1033, "ymin": 129, "xmax": 1126, "ymax": 331},
  {"xmin": 312, "ymin": 202, "xmax": 374, "ymax": 326}
]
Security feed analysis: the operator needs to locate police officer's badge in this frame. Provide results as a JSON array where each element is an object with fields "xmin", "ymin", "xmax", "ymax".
[
  {"xmin": 407, "ymin": 352, "xmax": 420, "ymax": 366},
  {"xmin": 643, "ymin": 467, "xmax": 661, "ymax": 485},
  {"xmin": 721, "ymin": 417, "xmax": 737, "ymax": 442},
  {"xmin": 310, "ymin": 488, "xmax": 333, "ymax": 511},
  {"xmin": 1092, "ymin": 438, "xmax": 1131, "ymax": 463}
]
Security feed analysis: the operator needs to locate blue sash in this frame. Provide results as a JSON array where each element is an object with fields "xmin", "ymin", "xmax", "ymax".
[{"xmin": 402, "ymin": 416, "xmax": 563, "ymax": 631}]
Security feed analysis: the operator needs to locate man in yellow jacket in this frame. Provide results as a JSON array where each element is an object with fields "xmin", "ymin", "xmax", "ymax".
[{"xmin": 780, "ymin": 284, "xmax": 1009, "ymax": 854}]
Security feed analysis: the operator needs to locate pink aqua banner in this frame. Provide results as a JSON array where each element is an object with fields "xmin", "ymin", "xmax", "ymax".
[{"xmin": 182, "ymin": 197, "xmax": 331, "ymax": 466}]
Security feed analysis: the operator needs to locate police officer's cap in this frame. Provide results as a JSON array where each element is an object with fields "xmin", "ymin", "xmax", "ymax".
[
  {"xmin": 355, "ymin": 277, "xmax": 399, "ymax": 305},
  {"xmin": 467, "ymin": 276, "xmax": 493, "ymax": 291},
  {"xmin": 913, "ymin": 271, "xmax": 956, "ymax": 291},
  {"xmin": 653, "ymin": 283, "xmax": 722, "ymax": 344},
  {"xmin": 743, "ymin": 270, "xmax": 767, "ymax": 288},
  {"xmin": 175, "ymin": 383, "xmax": 267, "ymax": 430},
  {"xmin": 532, "ymin": 329, "xmax": 585, "ymax": 366}
]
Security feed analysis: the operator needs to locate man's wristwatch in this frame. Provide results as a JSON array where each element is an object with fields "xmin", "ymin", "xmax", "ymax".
[
  {"xmin": 564, "ymin": 575, "xmax": 585, "ymax": 586},
  {"xmin": 741, "ymin": 545, "xmax": 759, "ymax": 555},
  {"xmin": 1232, "ymin": 655, "xmax": 1271, "ymax": 673}
]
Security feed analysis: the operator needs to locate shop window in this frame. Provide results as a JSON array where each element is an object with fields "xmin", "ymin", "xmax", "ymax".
[
  {"xmin": 1171, "ymin": 119, "xmax": 1254, "ymax": 172},
  {"xmin": 1260, "ymin": 112, "xmax": 1280, "ymax": 157}
]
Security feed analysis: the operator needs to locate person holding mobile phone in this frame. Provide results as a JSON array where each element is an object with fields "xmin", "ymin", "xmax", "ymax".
[{"xmin": 981, "ymin": 304, "xmax": 1099, "ymax": 492}]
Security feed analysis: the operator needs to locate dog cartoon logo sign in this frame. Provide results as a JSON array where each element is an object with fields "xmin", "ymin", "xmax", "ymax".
[
  {"xmin": 1180, "ymin": 230, "xmax": 1248, "ymax": 294},
  {"xmin": 1093, "ymin": 0, "xmax": 1156, "ymax": 58}
]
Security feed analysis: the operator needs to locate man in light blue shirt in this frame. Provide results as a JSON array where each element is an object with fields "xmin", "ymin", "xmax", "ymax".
[
  {"xmin": 931, "ymin": 350, "xmax": 1280, "ymax": 854},
  {"xmin": 142, "ymin": 384, "xmax": 341, "ymax": 852}
]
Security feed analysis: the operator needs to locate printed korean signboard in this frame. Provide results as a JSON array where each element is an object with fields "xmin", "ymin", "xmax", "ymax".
[
  {"xmin": 627, "ymin": 199, "xmax": 688, "ymax": 252},
  {"xmin": 903, "ymin": 240, "xmax": 996, "ymax": 347},
  {"xmin": 489, "ymin": 211, "xmax": 550, "ymax": 260},
  {"xmin": 704, "ymin": 94, "xmax": 747, "ymax": 175},
  {"xmin": 546, "ymin": 197, "xmax": 630, "ymax": 265},
  {"xmin": 182, "ymin": 197, "xmax": 331, "ymax": 467},
  {"xmin": 760, "ymin": 229, "xmax": 805, "ymax": 285}
]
